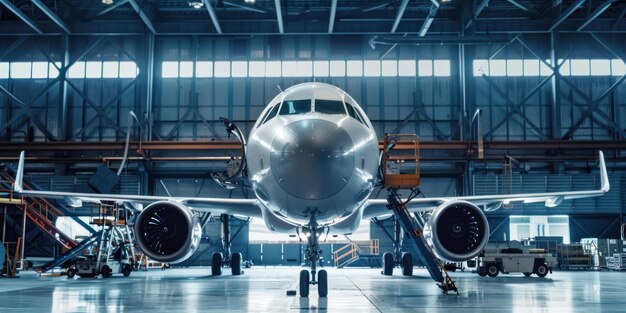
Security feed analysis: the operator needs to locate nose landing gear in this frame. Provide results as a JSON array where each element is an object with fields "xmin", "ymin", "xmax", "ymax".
[{"xmin": 298, "ymin": 216, "xmax": 328, "ymax": 297}]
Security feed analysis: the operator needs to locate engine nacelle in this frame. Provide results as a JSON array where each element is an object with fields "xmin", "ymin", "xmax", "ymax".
[
  {"xmin": 423, "ymin": 201, "xmax": 489, "ymax": 262},
  {"xmin": 134, "ymin": 201, "xmax": 202, "ymax": 263}
]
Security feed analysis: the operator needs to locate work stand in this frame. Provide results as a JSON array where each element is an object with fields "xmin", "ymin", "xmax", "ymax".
[{"xmin": 382, "ymin": 134, "xmax": 458, "ymax": 295}]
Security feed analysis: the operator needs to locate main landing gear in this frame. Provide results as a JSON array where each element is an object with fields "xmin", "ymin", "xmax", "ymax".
[
  {"xmin": 211, "ymin": 252, "xmax": 244, "ymax": 276},
  {"xmin": 298, "ymin": 216, "xmax": 328, "ymax": 297},
  {"xmin": 211, "ymin": 214, "xmax": 245, "ymax": 276}
]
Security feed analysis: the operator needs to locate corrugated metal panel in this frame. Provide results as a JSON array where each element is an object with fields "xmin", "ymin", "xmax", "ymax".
[{"xmin": 474, "ymin": 174, "xmax": 621, "ymax": 214}]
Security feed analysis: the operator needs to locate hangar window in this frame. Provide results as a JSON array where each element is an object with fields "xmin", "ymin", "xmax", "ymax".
[
  {"xmin": 102, "ymin": 61, "xmax": 119, "ymax": 78},
  {"xmin": 282, "ymin": 61, "xmax": 298, "ymax": 77},
  {"xmin": 119, "ymin": 62, "xmax": 138, "ymax": 78},
  {"xmin": 231, "ymin": 61, "xmax": 248, "ymax": 77},
  {"xmin": 506, "ymin": 60, "xmax": 523, "ymax": 77},
  {"xmin": 612, "ymin": 59, "xmax": 626, "ymax": 76},
  {"xmin": 314, "ymin": 61, "xmax": 329, "ymax": 77},
  {"xmin": 346, "ymin": 60, "xmax": 362, "ymax": 77},
  {"xmin": 196, "ymin": 61, "xmax": 213, "ymax": 77},
  {"xmin": 162, "ymin": 61, "xmax": 178, "ymax": 77},
  {"xmin": 433, "ymin": 60, "xmax": 451, "ymax": 77},
  {"xmin": 570, "ymin": 59, "xmax": 590, "ymax": 76},
  {"xmin": 179, "ymin": 61, "xmax": 194, "ymax": 78},
  {"xmin": 86, "ymin": 61, "xmax": 103, "ymax": 78},
  {"xmin": 0, "ymin": 62, "xmax": 8, "ymax": 79},
  {"xmin": 265, "ymin": 61, "xmax": 282, "ymax": 77},
  {"xmin": 214, "ymin": 61, "xmax": 231, "ymax": 77},
  {"xmin": 279, "ymin": 99, "xmax": 311, "ymax": 115},
  {"xmin": 31, "ymin": 62, "xmax": 49, "ymax": 79},
  {"xmin": 381, "ymin": 60, "xmax": 397, "ymax": 76},
  {"xmin": 398, "ymin": 60, "xmax": 416, "ymax": 76},
  {"xmin": 249, "ymin": 61, "xmax": 265, "ymax": 77},
  {"xmin": 10, "ymin": 62, "xmax": 32, "ymax": 79},
  {"xmin": 363, "ymin": 60, "xmax": 380, "ymax": 77},
  {"xmin": 297, "ymin": 61, "xmax": 313, "ymax": 77},
  {"xmin": 523, "ymin": 60, "xmax": 539, "ymax": 76},
  {"xmin": 48, "ymin": 63, "xmax": 61, "ymax": 79},
  {"xmin": 315, "ymin": 99, "xmax": 346, "ymax": 115},
  {"xmin": 67, "ymin": 61, "xmax": 85, "ymax": 78},
  {"xmin": 418, "ymin": 60, "xmax": 433, "ymax": 77},
  {"xmin": 590, "ymin": 59, "xmax": 610, "ymax": 76},
  {"xmin": 329, "ymin": 60, "xmax": 346, "ymax": 77}
]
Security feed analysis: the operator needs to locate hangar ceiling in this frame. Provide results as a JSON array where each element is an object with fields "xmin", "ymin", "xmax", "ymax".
[{"xmin": 0, "ymin": 0, "xmax": 625, "ymax": 35}]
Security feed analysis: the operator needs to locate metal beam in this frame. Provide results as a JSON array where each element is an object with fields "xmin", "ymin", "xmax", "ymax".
[
  {"xmin": 328, "ymin": 0, "xmax": 337, "ymax": 33},
  {"xmin": 577, "ymin": 0, "xmax": 615, "ymax": 31},
  {"xmin": 274, "ymin": 0, "xmax": 283, "ymax": 33},
  {"xmin": 0, "ymin": 0, "xmax": 43, "ymax": 34},
  {"xmin": 548, "ymin": 0, "xmax": 586, "ymax": 31},
  {"xmin": 419, "ymin": 2, "xmax": 440, "ymax": 37},
  {"xmin": 95, "ymin": 0, "xmax": 130, "ymax": 16},
  {"xmin": 506, "ymin": 0, "xmax": 536, "ymax": 14},
  {"xmin": 31, "ymin": 0, "xmax": 71, "ymax": 33},
  {"xmin": 465, "ymin": 0, "xmax": 489, "ymax": 29},
  {"xmin": 202, "ymin": 0, "xmax": 222, "ymax": 34},
  {"xmin": 390, "ymin": 0, "xmax": 409, "ymax": 33},
  {"xmin": 222, "ymin": 1, "xmax": 266, "ymax": 14},
  {"xmin": 128, "ymin": 0, "xmax": 156, "ymax": 34}
]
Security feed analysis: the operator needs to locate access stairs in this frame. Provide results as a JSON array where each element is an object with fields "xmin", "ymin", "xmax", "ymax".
[
  {"xmin": 382, "ymin": 134, "xmax": 458, "ymax": 294},
  {"xmin": 333, "ymin": 239, "xmax": 380, "ymax": 268},
  {"xmin": 0, "ymin": 164, "xmax": 99, "ymax": 271}
]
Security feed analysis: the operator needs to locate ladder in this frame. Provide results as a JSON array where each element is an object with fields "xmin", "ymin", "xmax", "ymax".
[{"xmin": 382, "ymin": 134, "xmax": 458, "ymax": 294}]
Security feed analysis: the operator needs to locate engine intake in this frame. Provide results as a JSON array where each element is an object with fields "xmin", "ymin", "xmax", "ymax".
[
  {"xmin": 134, "ymin": 201, "xmax": 201, "ymax": 263},
  {"xmin": 424, "ymin": 201, "xmax": 489, "ymax": 262}
]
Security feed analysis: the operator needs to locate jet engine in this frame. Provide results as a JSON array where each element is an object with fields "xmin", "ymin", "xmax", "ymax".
[
  {"xmin": 423, "ymin": 201, "xmax": 489, "ymax": 262},
  {"xmin": 134, "ymin": 201, "xmax": 202, "ymax": 263}
]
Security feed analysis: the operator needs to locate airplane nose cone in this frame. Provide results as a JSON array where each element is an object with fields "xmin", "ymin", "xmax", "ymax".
[{"xmin": 270, "ymin": 119, "xmax": 354, "ymax": 200}]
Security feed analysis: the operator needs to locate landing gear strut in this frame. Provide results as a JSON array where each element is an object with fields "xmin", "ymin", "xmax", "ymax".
[
  {"xmin": 211, "ymin": 215, "xmax": 245, "ymax": 276},
  {"xmin": 298, "ymin": 216, "xmax": 328, "ymax": 297}
]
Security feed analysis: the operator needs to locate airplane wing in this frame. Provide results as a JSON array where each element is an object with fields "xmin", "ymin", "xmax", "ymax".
[
  {"xmin": 362, "ymin": 151, "xmax": 610, "ymax": 219},
  {"xmin": 13, "ymin": 151, "xmax": 263, "ymax": 219}
]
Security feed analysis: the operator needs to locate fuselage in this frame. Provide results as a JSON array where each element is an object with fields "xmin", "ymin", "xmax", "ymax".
[{"xmin": 246, "ymin": 83, "xmax": 379, "ymax": 226}]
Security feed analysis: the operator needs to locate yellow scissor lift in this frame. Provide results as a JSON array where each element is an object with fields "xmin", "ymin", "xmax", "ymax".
[{"xmin": 382, "ymin": 134, "xmax": 458, "ymax": 294}]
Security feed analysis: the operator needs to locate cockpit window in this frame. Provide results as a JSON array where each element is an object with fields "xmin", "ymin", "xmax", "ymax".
[
  {"xmin": 345, "ymin": 103, "xmax": 366, "ymax": 126},
  {"xmin": 279, "ymin": 99, "xmax": 311, "ymax": 115},
  {"xmin": 261, "ymin": 104, "xmax": 280, "ymax": 125},
  {"xmin": 314, "ymin": 100, "xmax": 347, "ymax": 115}
]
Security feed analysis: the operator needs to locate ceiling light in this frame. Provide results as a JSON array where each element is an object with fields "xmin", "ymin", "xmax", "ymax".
[
  {"xmin": 189, "ymin": 1, "xmax": 204, "ymax": 9},
  {"xmin": 102, "ymin": 0, "xmax": 113, "ymax": 4},
  {"xmin": 244, "ymin": 0, "xmax": 256, "ymax": 3}
]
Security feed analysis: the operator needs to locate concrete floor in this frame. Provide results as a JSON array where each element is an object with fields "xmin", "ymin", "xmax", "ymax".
[{"xmin": 0, "ymin": 267, "xmax": 625, "ymax": 312}]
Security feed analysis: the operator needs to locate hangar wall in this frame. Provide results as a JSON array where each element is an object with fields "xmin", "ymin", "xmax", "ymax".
[{"xmin": 2, "ymin": 32, "xmax": 626, "ymax": 264}]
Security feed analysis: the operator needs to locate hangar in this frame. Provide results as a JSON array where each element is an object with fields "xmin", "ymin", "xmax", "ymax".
[{"xmin": 1, "ymin": 0, "xmax": 626, "ymax": 311}]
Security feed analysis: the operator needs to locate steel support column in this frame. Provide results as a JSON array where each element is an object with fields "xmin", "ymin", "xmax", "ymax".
[
  {"xmin": 145, "ymin": 32, "xmax": 155, "ymax": 141},
  {"xmin": 58, "ymin": 34, "xmax": 70, "ymax": 141},
  {"xmin": 550, "ymin": 32, "xmax": 561, "ymax": 139}
]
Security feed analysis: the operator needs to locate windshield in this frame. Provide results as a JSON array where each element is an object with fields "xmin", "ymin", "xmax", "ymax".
[
  {"xmin": 279, "ymin": 99, "xmax": 311, "ymax": 115},
  {"xmin": 315, "ymin": 99, "xmax": 346, "ymax": 115}
]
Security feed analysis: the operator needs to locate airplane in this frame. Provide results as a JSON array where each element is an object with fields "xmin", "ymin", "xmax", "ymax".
[{"xmin": 13, "ymin": 82, "xmax": 609, "ymax": 297}]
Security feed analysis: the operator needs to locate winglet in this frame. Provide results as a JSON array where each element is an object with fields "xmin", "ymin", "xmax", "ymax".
[
  {"xmin": 14, "ymin": 151, "xmax": 25, "ymax": 193},
  {"xmin": 599, "ymin": 151, "xmax": 610, "ymax": 193}
]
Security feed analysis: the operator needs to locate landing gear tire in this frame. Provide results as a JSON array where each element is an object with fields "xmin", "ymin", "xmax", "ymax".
[
  {"xmin": 122, "ymin": 264, "xmax": 132, "ymax": 277},
  {"xmin": 382, "ymin": 252, "xmax": 394, "ymax": 276},
  {"xmin": 211, "ymin": 252, "xmax": 223, "ymax": 276},
  {"xmin": 66, "ymin": 268, "xmax": 76, "ymax": 279},
  {"xmin": 523, "ymin": 272, "xmax": 532, "ymax": 277},
  {"xmin": 477, "ymin": 267, "xmax": 487, "ymax": 277},
  {"xmin": 535, "ymin": 264, "xmax": 549, "ymax": 277},
  {"xmin": 486, "ymin": 264, "xmax": 499, "ymax": 277},
  {"xmin": 401, "ymin": 253, "xmax": 413, "ymax": 276},
  {"xmin": 101, "ymin": 265, "xmax": 111, "ymax": 278},
  {"xmin": 318, "ymin": 269, "xmax": 328, "ymax": 297},
  {"xmin": 231, "ymin": 252, "xmax": 242, "ymax": 276},
  {"xmin": 299, "ymin": 270, "xmax": 310, "ymax": 297}
]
